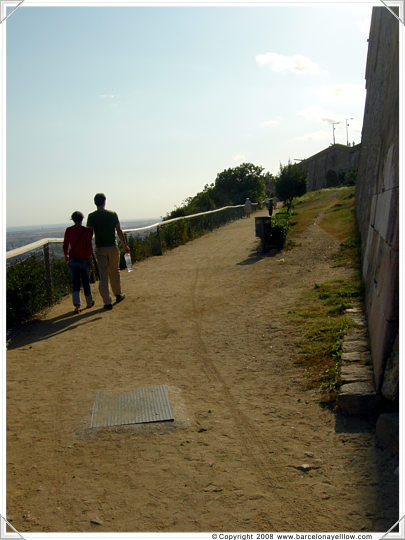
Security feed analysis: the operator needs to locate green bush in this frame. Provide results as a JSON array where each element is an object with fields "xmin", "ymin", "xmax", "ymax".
[
  {"xmin": 157, "ymin": 206, "xmax": 245, "ymax": 256},
  {"xmin": 122, "ymin": 231, "xmax": 162, "ymax": 267},
  {"xmin": 6, "ymin": 254, "xmax": 71, "ymax": 329},
  {"xmin": 165, "ymin": 162, "xmax": 266, "ymax": 219},
  {"xmin": 275, "ymin": 161, "xmax": 307, "ymax": 209},
  {"xmin": 50, "ymin": 258, "xmax": 72, "ymax": 298},
  {"xmin": 270, "ymin": 208, "xmax": 291, "ymax": 249}
]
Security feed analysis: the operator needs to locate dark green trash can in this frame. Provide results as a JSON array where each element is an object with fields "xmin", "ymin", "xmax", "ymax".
[{"xmin": 255, "ymin": 217, "xmax": 272, "ymax": 252}]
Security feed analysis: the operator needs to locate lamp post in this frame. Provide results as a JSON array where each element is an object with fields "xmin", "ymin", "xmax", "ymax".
[
  {"xmin": 345, "ymin": 117, "xmax": 354, "ymax": 146},
  {"xmin": 332, "ymin": 121, "xmax": 340, "ymax": 145}
]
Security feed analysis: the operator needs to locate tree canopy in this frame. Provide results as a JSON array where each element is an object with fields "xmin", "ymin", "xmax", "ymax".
[
  {"xmin": 275, "ymin": 161, "xmax": 307, "ymax": 209},
  {"xmin": 213, "ymin": 163, "xmax": 266, "ymax": 207},
  {"xmin": 165, "ymin": 162, "xmax": 267, "ymax": 219}
]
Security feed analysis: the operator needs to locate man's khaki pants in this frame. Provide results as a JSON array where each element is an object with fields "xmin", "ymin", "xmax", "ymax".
[{"xmin": 95, "ymin": 246, "xmax": 122, "ymax": 305}]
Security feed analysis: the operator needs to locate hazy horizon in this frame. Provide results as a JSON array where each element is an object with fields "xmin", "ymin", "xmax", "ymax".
[
  {"xmin": 5, "ymin": 2, "xmax": 371, "ymax": 228},
  {"xmin": 6, "ymin": 216, "xmax": 161, "ymax": 232},
  {"xmin": 5, "ymin": 217, "xmax": 162, "ymax": 255}
]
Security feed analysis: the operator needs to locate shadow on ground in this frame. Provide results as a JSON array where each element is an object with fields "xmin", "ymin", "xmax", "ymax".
[
  {"xmin": 7, "ymin": 308, "xmax": 104, "ymax": 349},
  {"xmin": 335, "ymin": 412, "xmax": 399, "ymax": 532},
  {"xmin": 237, "ymin": 248, "xmax": 279, "ymax": 266},
  {"xmin": 334, "ymin": 413, "xmax": 376, "ymax": 434}
]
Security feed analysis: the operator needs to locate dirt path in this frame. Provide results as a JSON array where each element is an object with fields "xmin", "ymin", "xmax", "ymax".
[{"xmin": 6, "ymin": 209, "xmax": 397, "ymax": 533}]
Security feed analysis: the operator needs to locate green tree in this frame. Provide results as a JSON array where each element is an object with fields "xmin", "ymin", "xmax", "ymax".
[
  {"xmin": 344, "ymin": 165, "xmax": 358, "ymax": 186},
  {"xmin": 164, "ymin": 163, "xmax": 266, "ymax": 220},
  {"xmin": 264, "ymin": 171, "xmax": 276, "ymax": 195},
  {"xmin": 213, "ymin": 163, "xmax": 266, "ymax": 206},
  {"xmin": 275, "ymin": 161, "xmax": 307, "ymax": 209}
]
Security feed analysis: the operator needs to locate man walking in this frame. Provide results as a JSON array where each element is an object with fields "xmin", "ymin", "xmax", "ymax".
[{"xmin": 87, "ymin": 193, "xmax": 130, "ymax": 310}]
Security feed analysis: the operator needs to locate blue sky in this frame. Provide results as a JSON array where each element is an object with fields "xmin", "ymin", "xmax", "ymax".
[{"xmin": 4, "ymin": 1, "xmax": 373, "ymax": 227}]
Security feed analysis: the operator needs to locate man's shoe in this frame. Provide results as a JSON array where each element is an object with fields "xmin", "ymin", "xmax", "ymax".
[
  {"xmin": 104, "ymin": 304, "xmax": 113, "ymax": 310},
  {"xmin": 115, "ymin": 294, "xmax": 126, "ymax": 303}
]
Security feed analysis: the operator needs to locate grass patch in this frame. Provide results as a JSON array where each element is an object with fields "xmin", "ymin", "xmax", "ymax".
[
  {"xmin": 288, "ymin": 279, "xmax": 363, "ymax": 405},
  {"xmin": 319, "ymin": 188, "xmax": 361, "ymax": 268},
  {"xmin": 285, "ymin": 186, "xmax": 363, "ymax": 406},
  {"xmin": 286, "ymin": 186, "xmax": 360, "ymax": 268},
  {"xmin": 288, "ymin": 188, "xmax": 340, "ymax": 237}
]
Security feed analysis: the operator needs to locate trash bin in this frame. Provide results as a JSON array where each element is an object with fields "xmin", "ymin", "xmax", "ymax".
[{"xmin": 255, "ymin": 217, "xmax": 272, "ymax": 252}]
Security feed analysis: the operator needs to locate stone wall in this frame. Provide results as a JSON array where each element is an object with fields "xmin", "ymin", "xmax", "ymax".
[
  {"xmin": 355, "ymin": 7, "xmax": 399, "ymax": 398},
  {"xmin": 300, "ymin": 143, "xmax": 361, "ymax": 191}
]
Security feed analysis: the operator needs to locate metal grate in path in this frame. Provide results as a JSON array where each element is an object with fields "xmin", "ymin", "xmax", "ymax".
[{"xmin": 90, "ymin": 385, "xmax": 174, "ymax": 428}]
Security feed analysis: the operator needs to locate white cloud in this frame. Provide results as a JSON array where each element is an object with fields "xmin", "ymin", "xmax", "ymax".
[
  {"xmin": 98, "ymin": 93, "xmax": 121, "ymax": 112},
  {"xmin": 345, "ymin": 118, "xmax": 363, "ymax": 137},
  {"xmin": 349, "ymin": 5, "xmax": 372, "ymax": 16},
  {"xmin": 315, "ymin": 84, "xmax": 366, "ymax": 103},
  {"xmin": 262, "ymin": 116, "xmax": 283, "ymax": 126},
  {"xmin": 232, "ymin": 154, "xmax": 246, "ymax": 162},
  {"xmin": 295, "ymin": 130, "xmax": 330, "ymax": 142},
  {"xmin": 358, "ymin": 16, "xmax": 371, "ymax": 35},
  {"xmin": 350, "ymin": 118, "xmax": 362, "ymax": 131},
  {"xmin": 349, "ymin": 5, "xmax": 372, "ymax": 35},
  {"xmin": 296, "ymin": 118, "xmax": 363, "ymax": 145},
  {"xmin": 298, "ymin": 106, "xmax": 341, "ymax": 125},
  {"xmin": 256, "ymin": 52, "xmax": 319, "ymax": 74}
]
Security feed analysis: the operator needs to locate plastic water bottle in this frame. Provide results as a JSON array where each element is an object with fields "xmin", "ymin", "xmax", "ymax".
[{"xmin": 124, "ymin": 253, "xmax": 133, "ymax": 272}]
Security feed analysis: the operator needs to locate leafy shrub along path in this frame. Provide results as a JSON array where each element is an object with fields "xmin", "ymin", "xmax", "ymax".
[{"xmin": 7, "ymin": 204, "xmax": 397, "ymax": 532}]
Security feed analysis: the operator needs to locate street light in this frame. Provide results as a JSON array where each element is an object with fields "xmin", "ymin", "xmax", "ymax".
[
  {"xmin": 332, "ymin": 122, "xmax": 340, "ymax": 145},
  {"xmin": 345, "ymin": 117, "xmax": 354, "ymax": 146}
]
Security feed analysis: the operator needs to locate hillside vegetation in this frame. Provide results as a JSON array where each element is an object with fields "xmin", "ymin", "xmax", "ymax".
[
  {"xmin": 165, "ymin": 162, "xmax": 268, "ymax": 219},
  {"xmin": 164, "ymin": 160, "xmax": 311, "ymax": 219}
]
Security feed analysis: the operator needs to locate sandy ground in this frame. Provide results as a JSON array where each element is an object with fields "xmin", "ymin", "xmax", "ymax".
[{"xmin": 6, "ymin": 209, "xmax": 398, "ymax": 533}]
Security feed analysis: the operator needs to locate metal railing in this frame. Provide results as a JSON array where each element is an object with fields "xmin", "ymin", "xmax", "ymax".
[
  {"xmin": 6, "ymin": 203, "xmax": 258, "ymax": 307},
  {"xmin": 6, "ymin": 204, "xmax": 257, "ymax": 260}
]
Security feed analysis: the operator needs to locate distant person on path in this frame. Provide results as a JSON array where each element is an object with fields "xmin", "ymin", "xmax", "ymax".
[
  {"xmin": 87, "ymin": 193, "xmax": 130, "ymax": 310},
  {"xmin": 63, "ymin": 211, "xmax": 95, "ymax": 314},
  {"xmin": 267, "ymin": 197, "xmax": 274, "ymax": 216},
  {"xmin": 244, "ymin": 197, "xmax": 253, "ymax": 218},
  {"xmin": 264, "ymin": 196, "xmax": 274, "ymax": 216}
]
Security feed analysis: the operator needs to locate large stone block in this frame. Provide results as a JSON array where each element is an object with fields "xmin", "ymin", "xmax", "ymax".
[
  {"xmin": 344, "ymin": 328, "xmax": 368, "ymax": 342},
  {"xmin": 342, "ymin": 340, "xmax": 369, "ymax": 353},
  {"xmin": 381, "ymin": 333, "xmax": 399, "ymax": 401},
  {"xmin": 337, "ymin": 382, "xmax": 378, "ymax": 416},
  {"xmin": 382, "ymin": 144, "xmax": 398, "ymax": 191},
  {"xmin": 388, "ymin": 187, "xmax": 399, "ymax": 249},
  {"xmin": 341, "ymin": 351, "xmax": 372, "ymax": 364},
  {"xmin": 341, "ymin": 364, "xmax": 374, "ymax": 384},
  {"xmin": 361, "ymin": 227, "xmax": 379, "ymax": 286},
  {"xmin": 370, "ymin": 240, "xmax": 399, "ymax": 322},
  {"xmin": 373, "ymin": 188, "xmax": 396, "ymax": 242},
  {"xmin": 367, "ymin": 315, "xmax": 397, "ymax": 389},
  {"xmin": 369, "ymin": 194, "xmax": 378, "ymax": 230}
]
